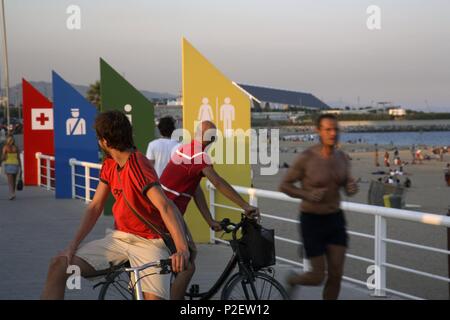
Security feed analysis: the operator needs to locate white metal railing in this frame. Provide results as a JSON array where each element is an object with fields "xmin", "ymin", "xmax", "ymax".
[
  {"xmin": 69, "ymin": 158, "xmax": 101, "ymax": 203},
  {"xmin": 206, "ymin": 181, "xmax": 450, "ymax": 300},
  {"xmin": 35, "ymin": 152, "xmax": 55, "ymax": 191}
]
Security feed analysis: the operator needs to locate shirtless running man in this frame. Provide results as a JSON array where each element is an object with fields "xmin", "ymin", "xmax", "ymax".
[{"xmin": 279, "ymin": 114, "xmax": 358, "ymax": 300}]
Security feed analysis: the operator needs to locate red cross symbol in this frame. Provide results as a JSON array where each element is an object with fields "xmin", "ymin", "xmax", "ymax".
[{"xmin": 36, "ymin": 113, "xmax": 49, "ymax": 126}]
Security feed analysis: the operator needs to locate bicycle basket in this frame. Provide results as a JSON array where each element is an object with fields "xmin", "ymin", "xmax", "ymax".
[{"xmin": 230, "ymin": 219, "xmax": 276, "ymax": 270}]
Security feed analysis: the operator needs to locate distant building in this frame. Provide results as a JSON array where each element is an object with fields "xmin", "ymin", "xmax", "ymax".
[
  {"xmin": 237, "ymin": 84, "xmax": 330, "ymax": 111},
  {"xmin": 388, "ymin": 108, "xmax": 406, "ymax": 117},
  {"xmin": 322, "ymin": 108, "xmax": 372, "ymax": 115},
  {"xmin": 166, "ymin": 96, "xmax": 182, "ymax": 106},
  {"xmin": 252, "ymin": 112, "xmax": 290, "ymax": 121},
  {"xmin": 323, "ymin": 105, "xmax": 406, "ymax": 116}
]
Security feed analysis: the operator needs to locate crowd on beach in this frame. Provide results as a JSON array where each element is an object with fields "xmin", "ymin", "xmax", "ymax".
[{"xmin": 373, "ymin": 143, "xmax": 449, "ymax": 189}]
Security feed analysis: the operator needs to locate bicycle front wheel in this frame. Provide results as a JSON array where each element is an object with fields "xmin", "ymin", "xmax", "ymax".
[
  {"xmin": 221, "ymin": 271, "xmax": 289, "ymax": 300},
  {"xmin": 98, "ymin": 270, "xmax": 135, "ymax": 300}
]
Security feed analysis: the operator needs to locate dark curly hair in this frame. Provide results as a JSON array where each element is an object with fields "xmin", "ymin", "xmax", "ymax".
[
  {"xmin": 94, "ymin": 111, "xmax": 134, "ymax": 151},
  {"xmin": 157, "ymin": 116, "xmax": 176, "ymax": 138}
]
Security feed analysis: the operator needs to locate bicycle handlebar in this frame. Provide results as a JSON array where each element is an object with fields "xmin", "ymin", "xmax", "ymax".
[
  {"xmin": 123, "ymin": 259, "xmax": 172, "ymax": 273},
  {"xmin": 218, "ymin": 217, "xmax": 248, "ymax": 241}
]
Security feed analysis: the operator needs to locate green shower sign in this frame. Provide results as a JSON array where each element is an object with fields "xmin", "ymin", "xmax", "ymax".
[{"xmin": 100, "ymin": 58, "xmax": 155, "ymax": 215}]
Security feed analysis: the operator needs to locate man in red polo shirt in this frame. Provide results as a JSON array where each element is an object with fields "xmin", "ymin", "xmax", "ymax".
[
  {"xmin": 160, "ymin": 120, "xmax": 259, "ymax": 299},
  {"xmin": 41, "ymin": 111, "xmax": 189, "ymax": 300}
]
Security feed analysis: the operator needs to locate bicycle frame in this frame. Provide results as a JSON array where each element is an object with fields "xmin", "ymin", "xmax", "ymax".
[
  {"xmin": 187, "ymin": 217, "xmax": 261, "ymax": 300},
  {"xmin": 191, "ymin": 251, "xmax": 239, "ymax": 300},
  {"xmin": 118, "ymin": 260, "xmax": 170, "ymax": 300}
]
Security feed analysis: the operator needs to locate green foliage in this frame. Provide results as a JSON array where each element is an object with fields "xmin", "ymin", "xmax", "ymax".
[{"xmin": 86, "ymin": 81, "xmax": 101, "ymax": 110}]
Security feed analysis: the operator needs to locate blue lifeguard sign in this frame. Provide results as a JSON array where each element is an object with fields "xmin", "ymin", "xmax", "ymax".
[{"xmin": 53, "ymin": 71, "xmax": 99, "ymax": 199}]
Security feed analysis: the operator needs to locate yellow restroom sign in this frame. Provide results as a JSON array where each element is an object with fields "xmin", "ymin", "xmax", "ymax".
[{"xmin": 182, "ymin": 38, "xmax": 252, "ymax": 242}]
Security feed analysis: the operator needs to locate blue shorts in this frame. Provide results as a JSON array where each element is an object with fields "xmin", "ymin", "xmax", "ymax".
[{"xmin": 4, "ymin": 164, "xmax": 19, "ymax": 175}]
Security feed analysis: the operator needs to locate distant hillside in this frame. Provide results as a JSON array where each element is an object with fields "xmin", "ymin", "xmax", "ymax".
[{"xmin": 5, "ymin": 81, "xmax": 177, "ymax": 105}]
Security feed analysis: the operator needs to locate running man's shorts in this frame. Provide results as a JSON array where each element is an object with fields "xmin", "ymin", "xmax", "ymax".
[{"xmin": 299, "ymin": 210, "xmax": 348, "ymax": 258}]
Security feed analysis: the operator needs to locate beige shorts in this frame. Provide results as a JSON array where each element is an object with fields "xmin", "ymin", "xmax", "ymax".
[{"xmin": 75, "ymin": 228, "xmax": 171, "ymax": 299}]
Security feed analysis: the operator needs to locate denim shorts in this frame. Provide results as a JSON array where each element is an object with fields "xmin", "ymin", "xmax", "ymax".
[{"xmin": 4, "ymin": 164, "xmax": 19, "ymax": 175}]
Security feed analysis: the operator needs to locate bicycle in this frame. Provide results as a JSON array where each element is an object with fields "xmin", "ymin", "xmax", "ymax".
[
  {"xmin": 94, "ymin": 258, "xmax": 172, "ymax": 300},
  {"xmin": 185, "ymin": 215, "xmax": 289, "ymax": 300},
  {"xmin": 96, "ymin": 215, "xmax": 289, "ymax": 300}
]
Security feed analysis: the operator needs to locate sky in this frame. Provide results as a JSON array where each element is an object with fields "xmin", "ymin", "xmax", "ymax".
[{"xmin": 2, "ymin": 0, "xmax": 450, "ymax": 111}]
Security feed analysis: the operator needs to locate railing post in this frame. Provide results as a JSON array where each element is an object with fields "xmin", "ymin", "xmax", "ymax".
[
  {"xmin": 85, "ymin": 166, "xmax": 90, "ymax": 203},
  {"xmin": 249, "ymin": 189, "xmax": 258, "ymax": 208},
  {"xmin": 46, "ymin": 158, "xmax": 51, "ymax": 191},
  {"xmin": 70, "ymin": 158, "xmax": 75, "ymax": 199},
  {"xmin": 208, "ymin": 182, "xmax": 216, "ymax": 244},
  {"xmin": 373, "ymin": 214, "xmax": 387, "ymax": 297},
  {"xmin": 36, "ymin": 152, "xmax": 41, "ymax": 187}
]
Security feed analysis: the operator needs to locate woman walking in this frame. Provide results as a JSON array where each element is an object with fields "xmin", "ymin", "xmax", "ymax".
[{"xmin": 2, "ymin": 135, "xmax": 22, "ymax": 200}]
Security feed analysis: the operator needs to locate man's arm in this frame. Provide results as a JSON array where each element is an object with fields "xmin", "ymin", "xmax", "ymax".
[
  {"xmin": 202, "ymin": 166, "xmax": 259, "ymax": 218},
  {"xmin": 193, "ymin": 185, "xmax": 221, "ymax": 231},
  {"xmin": 278, "ymin": 154, "xmax": 325, "ymax": 202},
  {"xmin": 61, "ymin": 181, "xmax": 110, "ymax": 263},
  {"xmin": 146, "ymin": 186, "xmax": 189, "ymax": 273}
]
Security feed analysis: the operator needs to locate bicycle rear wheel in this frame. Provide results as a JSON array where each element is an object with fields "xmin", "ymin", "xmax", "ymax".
[
  {"xmin": 221, "ymin": 271, "xmax": 289, "ymax": 300},
  {"xmin": 98, "ymin": 270, "xmax": 135, "ymax": 300}
]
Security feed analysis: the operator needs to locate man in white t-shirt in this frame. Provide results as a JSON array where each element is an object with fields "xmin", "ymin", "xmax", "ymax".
[{"xmin": 146, "ymin": 116, "xmax": 180, "ymax": 177}]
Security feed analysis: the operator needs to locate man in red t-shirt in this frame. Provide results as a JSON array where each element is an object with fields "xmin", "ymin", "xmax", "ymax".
[
  {"xmin": 41, "ymin": 111, "xmax": 189, "ymax": 300},
  {"xmin": 160, "ymin": 120, "xmax": 260, "ymax": 299}
]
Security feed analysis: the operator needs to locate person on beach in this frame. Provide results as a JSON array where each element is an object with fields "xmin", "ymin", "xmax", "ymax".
[
  {"xmin": 394, "ymin": 147, "xmax": 399, "ymax": 158},
  {"xmin": 404, "ymin": 177, "xmax": 411, "ymax": 188},
  {"xmin": 445, "ymin": 163, "xmax": 450, "ymax": 187},
  {"xmin": 374, "ymin": 143, "xmax": 380, "ymax": 167},
  {"xmin": 416, "ymin": 149, "xmax": 423, "ymax": 164},
  {"xmin": 279, "ymin": 114, "xmax": 358, "ymax": 300},
  {"xmin": 410, "ymin": 144, "xmax": 416, "ymax": 164},
  {"xmin": 1, "ymin": 135, "xmax": 22, "ymax": 200},
  {"xmin": 384, "ymin": 151, "xmax": 390, "ymax": 167},
  {"xmin": 439, "ymin": 147, "xmax": 444, "ymax": 162},
  {"xmin": 41, "ymin": 111, "xmax": 190, "ymax": 300}
]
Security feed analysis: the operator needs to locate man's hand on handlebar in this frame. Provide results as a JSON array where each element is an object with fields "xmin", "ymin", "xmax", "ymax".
[
  {"xmin": 170, "ymin": 249, "xmax": 190, "ymax": 273},
  {"xmin": 243, "ymin": 205, "xmax": 260, "ymax": 219},
  {"xmin": 209, "ymin": 220, "xmax": 223, "ymax": 232}
]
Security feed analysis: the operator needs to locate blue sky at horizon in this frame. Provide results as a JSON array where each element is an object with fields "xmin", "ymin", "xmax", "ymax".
[{"xmin": 2, "ymin": 0, "xmax": 450, "ymax": 111}]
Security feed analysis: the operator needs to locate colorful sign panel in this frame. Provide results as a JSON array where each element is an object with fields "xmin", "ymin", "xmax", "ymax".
[
  {"xmin": 22, "ymin": 79, "xmax": 54, "ymax": 186},
  {"xmin": 182, "ymin": 38, "xmax": 252, "ymax": 242},
  {"xmin": 53, "ymin": 71, "xmax": 99, "ymax": 199}
]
